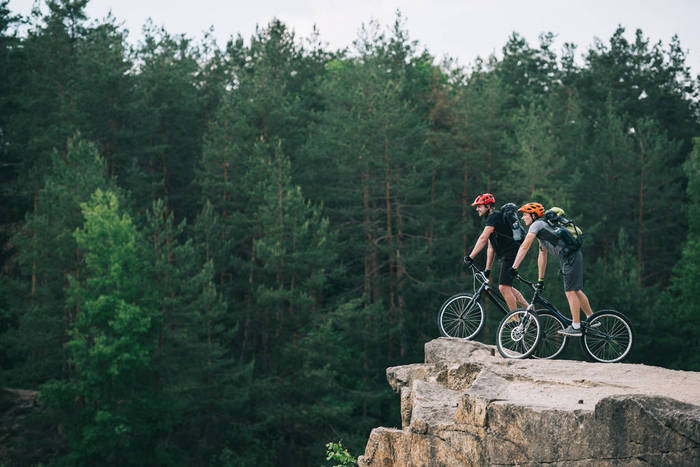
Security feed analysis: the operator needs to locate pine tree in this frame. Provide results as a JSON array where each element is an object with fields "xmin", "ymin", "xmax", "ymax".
[
  {"xmin": 625, "ymin": 118, "xmax": 685, "ymax": 283},
  {"xmin": 580, "ymin": 27, "xmax": 699, "ymax": 151},
  {"xmin": 495, "ymin": 31, "xmax": 560, "ymax": 109},
  {"xmin": 509, "ymin": 102, "xmax": 566, "ymax": 204},
  {"xmin": 653, "ymin": 138, "xmax": 700, "ymax": 370},
  {"xmin": 142, "ymin": 199, "xmax": 254, "ymax": 463},
  {"xmin": 41, "ymin": 189, "xmax": 167, "ymax": 464},
  {"xmin": 0, "ymin": 0, "xmax": 23, "ymax": 235},
  {"xmin": 4, "ymin": 134, "xmax": 112, "ymax": 385},
  {"xmin": 246, "ymin": 140, "xmax": 338, "ymax": 462},
  {"xmin": 70, "ymin": 13, "xmax": 136, "ymax": 183},
  {"xmin": 128, "ymin": 24, "xmax": 204, "ymax": 220},
  {"xmin": 5, "ymin": 0, "xmax": 92, "ymax": 203},
  {"xmin": 570, "ymin": 101, "xmax": 636, "ymax": 261}
]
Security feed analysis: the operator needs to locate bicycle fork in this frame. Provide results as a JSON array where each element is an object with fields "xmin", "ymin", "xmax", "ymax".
[
  {"xmin": 512, "ymin": 305, "xmax": 536, "ymax": 342},
  {"xmin": 459, "ymin": 286, "xmax": 485, "ymax": 319}
]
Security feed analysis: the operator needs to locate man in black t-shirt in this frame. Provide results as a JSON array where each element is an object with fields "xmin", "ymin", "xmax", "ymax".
[{"xmin": 465, "ymin": 193, "xmax": 528, "ymax": 312}]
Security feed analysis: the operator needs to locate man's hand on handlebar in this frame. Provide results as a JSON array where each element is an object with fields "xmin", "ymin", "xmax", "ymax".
[
  {"xmin": 484, "ymin": 269, "xmax": 490, "ymax": 278},
  {"xmin": 535, "ymin": 279, "xmax": 545, "ymax": 291},
  {"xmin": 507, "ymin": 266, "xmax": 518, "ymax": 278},
  {"xmin": 464, "ymin": 255, "xmax": 474, "ymax": 266}
]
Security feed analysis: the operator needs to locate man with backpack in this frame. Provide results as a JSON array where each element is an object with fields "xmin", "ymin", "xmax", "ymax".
[
  {"xmin": 464, "ymin": 193, "xmax": 528, "ymax": 312},
  {"xmin": 509, "ymin": 202, "xmax": 594, "ymax": 336}
]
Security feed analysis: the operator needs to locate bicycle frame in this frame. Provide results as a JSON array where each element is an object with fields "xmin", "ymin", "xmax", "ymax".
[
  {"xmin": 464, "ymin": 264, "xmax": 513, "ymax": 316},
  {"xmin": 531, "ymin": 290, "xmax": 572, "ymax": 326},
  {"xmin": 518, "ymin": 276, "xmax": 607, "ymax": 337}
]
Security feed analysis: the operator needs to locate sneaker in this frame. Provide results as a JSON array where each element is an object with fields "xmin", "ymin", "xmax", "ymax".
[
  {"xmin": 583, "ymin": 317, "xmax": 601, "ymax": 328},
  {"xmin": 557, "ymin": 325, "xmax": 582, "ymax": 336},
  {"xmin": 505, "ymin": 314, "xmax": 520, "ymax": 324}
]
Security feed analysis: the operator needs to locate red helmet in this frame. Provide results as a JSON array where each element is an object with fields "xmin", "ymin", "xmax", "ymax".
[
  {"xmin": 471, "ymin": 193, "xmax": 495, "ymax": 206},
  {"xmin": 518, "ymin": 202, "xmax": 545, "ymax": 218}
]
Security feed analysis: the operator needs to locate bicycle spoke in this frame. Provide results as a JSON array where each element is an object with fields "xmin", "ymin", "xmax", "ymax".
[
  {"xmin": 438, "ymin": 294, "xmax": 485, "ymax": 340},
  {"xmin": 587, "ymin": 338, "xmax": 607, "ymax": 356},
  {"xmin": 444, "ymin": 319, "xmax": 461, "ymax": 336},
  {"xmin": 533, "ymin": 311, "xmax": 566, "ymax": 359},
  {"xmin": 583, "ymin": 312, "xmax": 633, "ymax": 363}
]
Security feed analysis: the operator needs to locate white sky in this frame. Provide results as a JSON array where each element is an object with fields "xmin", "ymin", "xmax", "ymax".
[{"xmin": 8, "ymin": 0, "xmax": 700, "ymax": 78}]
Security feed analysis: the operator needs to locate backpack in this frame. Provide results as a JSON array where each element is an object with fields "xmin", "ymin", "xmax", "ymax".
[
  {"xmin": 500, "ymin": 203, "xmax": 526, "ymax": 243},
  {"xmin": 544, "ymin": 207, "xmax": 584, "ymax": 254}
]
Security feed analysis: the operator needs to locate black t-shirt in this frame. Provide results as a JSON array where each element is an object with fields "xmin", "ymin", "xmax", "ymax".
[{"xmin": 485, "ymin": 210, "xmax": 519, "ymax": 259}]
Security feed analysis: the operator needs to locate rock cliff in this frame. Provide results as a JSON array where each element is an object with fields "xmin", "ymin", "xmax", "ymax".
[
  {"xmin": 358, "ymin": 338, "xmax": 700, "ymax": 466},
  {"xmin": 0, "ymin": 387, "xmax": 63, "ymax": 465}
]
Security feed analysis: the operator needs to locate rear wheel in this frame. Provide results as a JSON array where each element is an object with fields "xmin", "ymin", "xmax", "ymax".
[
  {"xmin": 581, "ymin": 310, "xmax": 633, "ymax": 363},
  {"xmin": 496, "ymin": 309, "xmax": 541, "ymax": 359},
  {"xmin": 532, "ymin": 310, "xmax": 567, "ymax": 359},
  {"xmin": 437, "ymin": 293, "xmax": 485, "ymax": 340}
]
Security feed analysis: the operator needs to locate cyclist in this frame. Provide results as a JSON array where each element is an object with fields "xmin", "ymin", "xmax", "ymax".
[
  {"xmin": 465, "ymin": 193, "xmax": 528, "ymax": 312},
  {"xmin": 509, "ymin": 202, "xmax": 594, "ymax": 336}
]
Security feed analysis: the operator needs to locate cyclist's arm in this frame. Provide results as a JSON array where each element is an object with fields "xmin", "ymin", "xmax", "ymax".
[
  {"xmin": 511, "ymin": 232, "xmax": 536, "ymax": 269},
  {"xmin": 468, "ymin": 226, "xmax": 495, "ymax": 260},
  {"xmin": 537, "ymin": 247, "xmax": 547, "ymax": 280},
  {"xmin": 485, "ymin": 241, "xmax": 495, "ymax": 271}
]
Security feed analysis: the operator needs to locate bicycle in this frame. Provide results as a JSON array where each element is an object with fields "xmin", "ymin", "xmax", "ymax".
[
  {"xmin": 437, "ymin": 258, "xmax": 529, "ymax": 341},
  {"xmin": 513, "ymin": 275, "xmax": 634, "ymax": 363}
]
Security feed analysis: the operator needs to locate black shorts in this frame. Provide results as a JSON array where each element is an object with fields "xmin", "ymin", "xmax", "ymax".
[{"xmin": 498, "ymin": 256, "xmax": 517, "ymax": 287}]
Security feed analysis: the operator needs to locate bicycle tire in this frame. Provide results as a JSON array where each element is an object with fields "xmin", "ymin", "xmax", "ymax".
[
  {"xmin": 496, "ymin": 309, "xmax": 541, "ymax": 359},
  {"xmin": 437, "ymin": 293, "xmax": 485, "ymax": 340},
  {"xmin": 532, "ymin": 310, "xmax": 567, "ymax": 359},
  {"xmin": 580, "ymin": 309, "xmax": 633, "ymax": 363}
]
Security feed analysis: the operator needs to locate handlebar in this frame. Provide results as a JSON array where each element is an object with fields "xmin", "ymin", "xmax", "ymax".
[
  {"xmin": 516, "ymin": 275, "xmax": 536, "ymax": 288},
  {"xmin": 463, "ymin": 257, "xmax": 488, "ymax": 278},
  {"xmin": 515, "ymin": 275, "xmax": 547, "ymax": 305}
]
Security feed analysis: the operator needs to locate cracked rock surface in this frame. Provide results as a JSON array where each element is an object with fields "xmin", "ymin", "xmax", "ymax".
[{"xmin": 358, "ymin": 338, "xmax": 700, "ymax": 466}]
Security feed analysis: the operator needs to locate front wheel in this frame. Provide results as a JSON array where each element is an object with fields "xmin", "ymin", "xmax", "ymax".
[
  {"xmin": 581, "ymin": 310, "xmax": 633, "ymax": 363},
  {"xmin": 496, "ymin": 309, "xmax": 541, "ymax": 359},
  {"xmin": 437, "ymin": 293, "xmax": 485, "ymax": 340},
  {"xmin": 532, "ymin": 310, "xmax": 567, "ymax": 359}
]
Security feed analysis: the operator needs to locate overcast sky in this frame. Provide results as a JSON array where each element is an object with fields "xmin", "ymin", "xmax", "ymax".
[{"xmin": 8, "ymin": 0, "xmax": 700, "ymax": 77}]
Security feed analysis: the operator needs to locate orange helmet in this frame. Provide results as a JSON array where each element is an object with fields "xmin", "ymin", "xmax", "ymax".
[
  {"xmin": 518, "ymin": 202, "xmax": 545, "ymax": 218},
  {"xmin": 471, "ymin": 193, "xmax": 495, "ymax": 206}
]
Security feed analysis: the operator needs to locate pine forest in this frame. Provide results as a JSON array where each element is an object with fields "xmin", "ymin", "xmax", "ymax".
[{"xmin": 1, "ymin": 1, "xmax": 699, "ymax": 465}]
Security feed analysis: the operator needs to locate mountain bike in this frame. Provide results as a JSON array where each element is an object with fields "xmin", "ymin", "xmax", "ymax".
[
  {"xmin": 437, "ymin": 258, "xmax": 528, "ymax": 341},
  {"xmin": 514, "ymin": 275, "xmax": 634, "ymax": 363}
]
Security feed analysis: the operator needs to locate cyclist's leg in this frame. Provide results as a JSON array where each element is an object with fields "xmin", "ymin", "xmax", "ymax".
[
  {"xmin": 511, "ymin": 287, "xmax": 529, "ymax": 308},
  {"xmin": 562, "ymin": 251, "xmax": 584, "ymax": 324},
  {"xmin": 498, "ymin": 256, "xmax": 518, "ymax": 311},
  {"xmin": 576, "ymin": 290, "xmax": 594, "ymax": 318},
  {"xmin": 564, "ymin": 290, "xmax": 582, "ymax": 324},
  {"xmin": 499, "ymin": 285, "xmax": 517, "ymax": 310},
  {"xmin": 498, "ymin": 255, "xmax": 522, "ymax": 311}
]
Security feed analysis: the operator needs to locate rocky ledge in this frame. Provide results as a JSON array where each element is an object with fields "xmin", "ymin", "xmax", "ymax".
[{"xmin": 358, "ymin": 338, "xmax": 700, "ymax": 466}]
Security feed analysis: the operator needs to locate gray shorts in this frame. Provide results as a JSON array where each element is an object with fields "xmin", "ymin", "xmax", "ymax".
[{"xmin": 561, "ymin": 250, "xmax": 583, "ymax": 291}]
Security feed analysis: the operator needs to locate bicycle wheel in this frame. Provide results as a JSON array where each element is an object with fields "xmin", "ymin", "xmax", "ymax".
[
  {"xmin": 437, "ymin": 293, "xmax": 485, "ymax": 339},
  {"xmin": 581, "ymin": 309, "xmax": 633, "ymax": 363},
  {"xmin": 496, "ymin": 309, "xmax": 541, "ymax": 359},
  {"xmin": 532, "ymin": 310, "xmax": 567, "ymax": 359}
]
